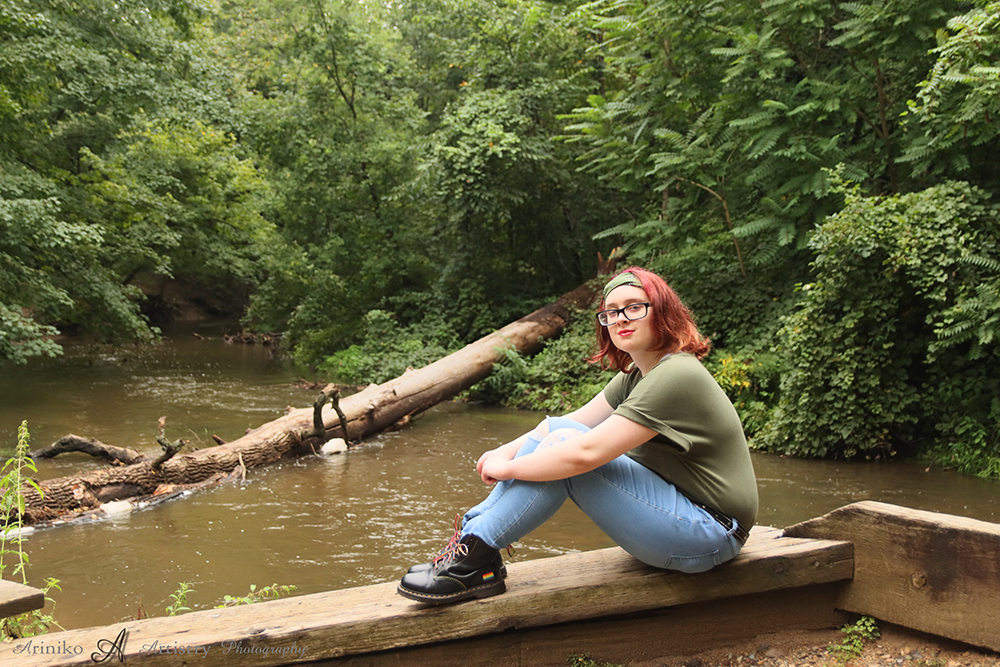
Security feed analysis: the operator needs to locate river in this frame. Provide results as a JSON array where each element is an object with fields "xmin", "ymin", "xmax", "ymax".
[{"xmin": 1, "ymin": 324, "xmax": 998, "ymax": 631}]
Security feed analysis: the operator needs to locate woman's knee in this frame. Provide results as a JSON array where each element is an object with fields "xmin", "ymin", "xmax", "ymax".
[
  {"xmin": 537, "ymin": 425, "xmax": 588, "ymax": 450},
  {"xmin": 545, "ymin": 416, "xmax": 589, "ymax": 433}
]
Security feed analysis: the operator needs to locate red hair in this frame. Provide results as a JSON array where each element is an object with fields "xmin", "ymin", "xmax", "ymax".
[{"xmin": 590, "ymin": 267, "xmax": 711, "ymax": 371}]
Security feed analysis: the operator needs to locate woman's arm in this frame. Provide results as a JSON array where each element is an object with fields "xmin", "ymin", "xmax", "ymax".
[
  {"xmin": 562, "ymin": 390, "xmax": 616, "ymax": 428},
  {"xmin": 480, "ymin": 413, "xmax": 657, "ymax": 483},
  {"xmin": 475, "ymin": 390, "xmax": 618, "ymax": 482}
]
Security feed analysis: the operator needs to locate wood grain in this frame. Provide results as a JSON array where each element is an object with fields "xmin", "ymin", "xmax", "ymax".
[
  {"xmin": 2, "ymin": 526, "xmax": 853, "ymax": 666},
  {"xmin": 785, "ymin": 500, "xmax": 1000, "ymax": 652}
]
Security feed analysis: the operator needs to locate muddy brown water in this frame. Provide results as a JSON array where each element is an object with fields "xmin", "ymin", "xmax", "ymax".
[{"xmin": 1, "ymin": 324, "xmax": 998, "ymax": 631}]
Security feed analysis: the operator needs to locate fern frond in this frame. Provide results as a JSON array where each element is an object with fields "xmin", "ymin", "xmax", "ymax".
[
  {"xmin": 745, "ymin": 156, "xmax": 782, "ymax": 186},
  {"xmin": 748, "ymin": 236, "xmax": 786, "ymax": 267},
  {"xmin": 961, "ymin": 254, "xmax": 1000, "ymax": 272},
  {"xmin": 747, "ymin": 127, "xmax": 788, "ymax": 160},
  {"xmin": 728, "ymin": 111, "xmax": 782, "ymax": 130},
  {"xmin": 593, "ymin": 221, "xmax": 636, "ymax": 240},
  {"xmin": 732, "ymin": 215, "xmax": 781, "ymax": 238}
]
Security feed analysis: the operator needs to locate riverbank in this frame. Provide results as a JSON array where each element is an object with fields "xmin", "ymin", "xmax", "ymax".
[{"xmin": 633, "ymin": 623, "xmax": 1000, "ymax": 667}]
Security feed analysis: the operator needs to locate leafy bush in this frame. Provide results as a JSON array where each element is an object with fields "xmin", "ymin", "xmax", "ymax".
[
  {"xmin": 703, "ymin": 350, "xmax": 782, "ymax": 438},
  {"xmin": 757, "ymin": 178, "xmax": 1000, "ymax": 477},
  {"xmin": 476, "ymin": 308, "xmax": 615, "ymax": 413},
  {"xmin": 902, "ymin": 1, "xmax": 1000, "ymax": 188},
  {"xmin": 317, "ymin": 310, "xmax": 459, "ymax": 385}
]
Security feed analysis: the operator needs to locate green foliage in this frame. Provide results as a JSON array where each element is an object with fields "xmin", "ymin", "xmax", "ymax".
[
  {"xmin": 1, "ymin": 421, "xmax": 61, "ymax": 639},
  {"xmin": 165, "ymin": 581, "xmax": 296, "ymax": 616},
  {"xmin": 215, "ymin": 583, "xmax": 296, "ymax": 608},
  {"xmin": 165, "ymin": 582, "xmax": 195, "ymax": 616},
  {"xmin": 704, "ymin": 351, "xmax": 782, "ymax": 437},
  {"xmin": 428, "ymin": 87, "xmax": 574, "ymax": 339},
  {"xmin": 230, "ymin": 0, "xmax": 444, "ymax": 354},
  {"xmin": 757, "ymin": 178, "xmax": 1000, "ymax": 477},
  {"xmin": 925, "ymin": 371, "xmax": 1000, "ymax": 478},
  {"xmin": 236, "ymin": 0, "xmax": 618, "ymax": 361},
  {"xmin": 562, "ymin": 0, "xmax": 967, "ymax": 366},
  {"xmin": 0, "ymin": 0, "xmax": 256, "ymax": 350},
  {"xmin": 82, "ymin": 119, "xmax": 276, "ymax": 298},
  {"xmin": 828, "ymin": 615, "xmax": 881, "ymax": 664},
  {"xmin": 902, "ymin": 1, "xmax": 1000, "ymax": 186},
  {"xmin": 476, "ymin": 307, "xmax": 615, "ymax": 412},
  {"xmin": 317, "ymin": 310, "xmax": 459, "ymax": 385},
  {"xmin": 1, "ymin": 422, "xmax": 42, "ymax": 582},
  {"xmin": 0, "ymin": 176, "xmax": 134, "ymax": 362},
  {"xmin": 0, "ymin": 304, "xmax": 61, "ymax": 364},
  {"xmin": 406, "ymin": 0, "xmax": 623, "ymax": 344}
]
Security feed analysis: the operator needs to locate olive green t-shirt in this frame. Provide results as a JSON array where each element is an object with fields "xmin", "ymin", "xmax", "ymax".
[{"xmin": 603, "ymin": 353, "xmax": 758, "ymax": 530}]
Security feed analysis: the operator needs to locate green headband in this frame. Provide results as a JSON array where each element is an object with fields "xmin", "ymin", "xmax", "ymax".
[{"xmin": 602, "ymin": 271, "xmax": 642, "ymax": 300}]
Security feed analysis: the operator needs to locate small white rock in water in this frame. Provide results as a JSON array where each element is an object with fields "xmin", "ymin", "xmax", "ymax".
[
  {"xmin": 321, "ymin": 438, "xmax": 347, "ymax": 455},
  {"xmin": 2, "ymin": 526, "xmax": 34, "ymax": 539},
  {"xmin": 101, "ymin": 500, "xmax": 133, "ymax": 515}
]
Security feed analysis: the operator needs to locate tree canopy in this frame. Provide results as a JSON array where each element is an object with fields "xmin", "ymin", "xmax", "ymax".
[{"xmin": 1, "ymin": 0, "xmax": 997, "ymax": 475}]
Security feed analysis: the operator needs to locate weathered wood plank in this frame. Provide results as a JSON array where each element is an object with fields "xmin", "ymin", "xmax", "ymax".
[
  {"xmin": 0, "ymin": 579, "xmax": 44, "ymax": 619},
  {"xmin": 307, "ymin": 584, "xmax": 850, "ymax": 667},
  {"xmin": 3, "ymin": 527, "xmax": 852, "ymax": 667},
  {"xmin": 784, "ymin": 500, "xmax": 1000, "ymax": 652}
]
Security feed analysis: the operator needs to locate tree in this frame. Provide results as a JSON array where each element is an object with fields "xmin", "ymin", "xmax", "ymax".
[
  {"xmin": 757, "ymin": 178, "xmax": 1000, "ymax": 477},
  {"xmin": 400, "ymin": 0, "xmax": 624, "ymax": 341},
  {"xmin": 222, "ymin": 0, "xmax": 437, "ymax": 359},
  {"xmin": 901, "ymin": 0, "xmax": 1000, "ymax": 188},
  {"xmin": 238, "ymin": 0, "xmax": 622, "ymax": 363},
  {"xmin": 0, "ymin": 0, "xmax": 268, "ymax": 358},
  {"xmin": 81, "ymin": 119, "xmax": 276, "ymax": 315},
  {"xmin": 562, "ymin": 0, "xmax": 965, "ymax": 346}
]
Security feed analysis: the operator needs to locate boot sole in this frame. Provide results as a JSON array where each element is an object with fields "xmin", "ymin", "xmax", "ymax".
[{"xmin": 396, "ymin": 579, "xmax": 507, "ymax": 605}]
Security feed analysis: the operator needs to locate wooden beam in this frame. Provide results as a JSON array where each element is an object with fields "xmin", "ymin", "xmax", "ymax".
[
  {"xmin": 784, "ymin": 500, "xmax": 1000, "ymax": 652},
  {"xmin": 334, "ymin": 584, "xmax": 850, "ymax": 667},
  {"xmin": 2, "ymin": 527, "xmax": 852, "ymax": 666},
  {"xmin": 0, "ymin": 579, "xmax": 44, "ymax": 619}
]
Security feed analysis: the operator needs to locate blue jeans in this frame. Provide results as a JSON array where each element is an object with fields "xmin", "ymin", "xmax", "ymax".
[{"xmin": 461, "ymin": 417, "xmax": 744, "ymax": 573}]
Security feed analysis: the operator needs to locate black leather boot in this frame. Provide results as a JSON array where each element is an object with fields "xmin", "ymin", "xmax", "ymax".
[
  {"xmin": 405, "ymin": 515, "xmax": 507, "ymax": 577},
  {"xmin": 397, "ymin": 534, "xmax": 506, "ymax": 604}
]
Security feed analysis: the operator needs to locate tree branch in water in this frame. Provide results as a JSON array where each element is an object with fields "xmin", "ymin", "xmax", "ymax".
[
  {"xmin": 29, "ymin": 436, "xmax": 147, "ymax": 466},
  {"xmin": 153, "ymin": 416, "xmax": 186, "ymax": 470}
]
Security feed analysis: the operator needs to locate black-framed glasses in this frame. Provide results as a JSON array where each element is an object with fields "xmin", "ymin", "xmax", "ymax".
[{"xmin": 596, "ymin": 302, "xmax": 650, "ymax": 326}]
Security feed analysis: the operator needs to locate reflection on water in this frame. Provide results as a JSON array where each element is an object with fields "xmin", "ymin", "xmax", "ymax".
[{"xmin": 1, "ymin": 328, "xmax": 998, "ymax": 631}]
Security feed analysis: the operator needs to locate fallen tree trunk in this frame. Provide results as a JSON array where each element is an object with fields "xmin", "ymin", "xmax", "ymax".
[{"xmin": 20, "ymin": 280, "xmax": 600, "ymax": 526}]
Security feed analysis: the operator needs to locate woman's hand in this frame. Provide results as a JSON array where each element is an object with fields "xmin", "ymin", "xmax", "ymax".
[
  {"xmin": 475, "ymin": 421, "xmax": 547, "ymax": 484},
  {"xmin": 479, "ymin": 455, "xmax": 515, "ymax": 485},
  {"xmin": 476, "ymin": 446, "xmax": 516, "ymax": 485}
]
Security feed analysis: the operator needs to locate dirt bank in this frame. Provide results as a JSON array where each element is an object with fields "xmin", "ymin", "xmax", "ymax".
[{"xmin": 639, "ymin": 623, "xmax": 999, "ymax": 667}]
